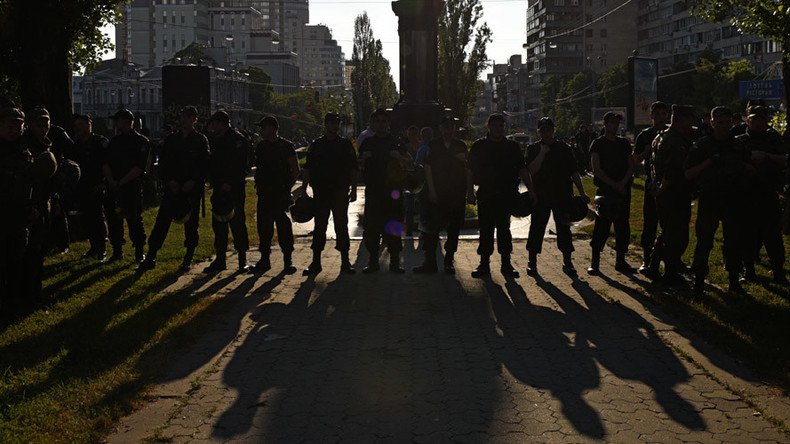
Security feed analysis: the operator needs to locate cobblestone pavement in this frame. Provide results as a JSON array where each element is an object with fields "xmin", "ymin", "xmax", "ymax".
[{"xmin": 110, "ymin": 240, "xmax": 789, "ymax": 443}]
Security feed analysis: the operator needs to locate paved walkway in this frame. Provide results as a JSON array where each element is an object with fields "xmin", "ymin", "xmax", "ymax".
[{"xmin": 110, "ymin": 240, "xmax": 789, "ymax": 443}]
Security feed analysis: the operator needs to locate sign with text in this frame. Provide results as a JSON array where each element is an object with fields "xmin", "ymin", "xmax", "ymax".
[
  {"xmin": 628, "ymin": 57, "xmax": 659, "ymax": 129},
  {"xmin": 739, "ymin": 80, "xmax": 784, "ymax": 100}
]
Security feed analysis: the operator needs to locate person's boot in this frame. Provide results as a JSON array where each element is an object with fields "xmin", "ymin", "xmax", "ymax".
[
  {"xmin": 134, "ymin": 246, "xmax": 145, "ymax": 264},
  {"xmin": 340, "ymin": 251, "xmax": 356, "ymax": 274},
  {"xmin": 587, "ymin": 250, "xmax": 601, "ymax": 275},
  {"xmin": 615, "ymin": 252, "xmax": 636, "ymax": 274},
  {"xmin": 772, "ymin": 268, "xmax": 788, "ymax": 285},
  {"xmin": 471, "ymin": 257, "xmax": 491, "ymax": 278},
  {"xmin": 638, "ymin": 248, "xmax": 653, "ymax": 274},
  {"xmin": 204, "ymin": 255, "xmax": 227, "ymax": 274},
  {"xmin": 138, "ymin": 250, "xmax": 157, "ymax": 271},
  {"xmin": 443, "ymin": 253, "xmax": 456, "ymax": 274},
  {"xmin": 238, "ymin": 251, "xmax": 250, "ymax": 273},
  {"xmin": 693, "ymin": 274, "xmax": 706, "ymax": 297},
  {"xmin": 389, "ymin": 253, "xmax": 405, "ymax": 274},
  {"xmin": 180, "ymin": 248, "xmax": 195, "ymax": 272},
  {"xmin": 740, "ymin": 263, "xmax": 758, "ymax": 283},
  {"xmin": 527, "ymin": 252, "xmax": 539, "ymax": 276},
  {"xmin": 728, "ymin": 273, "xmax": 747, "ymax": 295},
  {"xmin": 252, "ymin": 254, "xmax": 271, "ymax": 273},
  {"xmin": 362, "ymin": 259, "xmax": 380, "ymax": 274},
  {"xmin": 413, "ymin": 251, "xmax": 438, "ymax": 274},
  {"xmin": 283, "ymin": 251, "xmax": 297, "ymax": 275},
  {"xmin": 107, "ymin": 246, "xmax": 123, "ymax": 263},
  {"xmin": 562, "ymin": 252, "xmax": 576, "ymax": 275},
  {"xmin": 500, "ymin": 254, "xmax": 519, "ymax": 278},
  {"xmin": 303, "ymin": 251, "xmax": 323, "ymax": 276}
]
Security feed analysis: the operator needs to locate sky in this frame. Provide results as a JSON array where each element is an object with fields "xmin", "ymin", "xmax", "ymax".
[{"xmin": 101, "ymin": 0, "xmax": 527, "ymax": 87}]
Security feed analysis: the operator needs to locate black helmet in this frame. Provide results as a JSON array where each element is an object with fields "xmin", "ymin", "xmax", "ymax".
[
  {"xmin": 566, "ymin": 196, "xmax": 589, "ymax": 222},
  {"xmin": 211, "ymin": 191, "xmax": 235, "ymax": 222},
  {"xmin": 56, "ymin": 158, "xmax": 82, "ymax": 188},
  {"xmin": 510, "ymin": 191, "xmax": 534, "ymax": 217},
  {"xmin": 593, "ymin": 195, "xmax": 624, "ymax": 220},
  {"xmin": 165, "ymin": 194, "xmax": 193, "ymax": 224},
  {"xmin": 290, "ymin": 194, "xmax": 315, "ymax": 223}
]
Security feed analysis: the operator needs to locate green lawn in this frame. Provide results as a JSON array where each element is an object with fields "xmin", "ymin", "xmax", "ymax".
[
  {"xmin": 582, "ymin": 176, "xmax": 790, "ymax": 390},
  {"xmin": 0, "ymin": 182, "xmax": 261, "ymax": 442}
]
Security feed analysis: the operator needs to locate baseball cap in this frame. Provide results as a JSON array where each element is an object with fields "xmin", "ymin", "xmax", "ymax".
[
  {"xmin": 0, "ymin": 108, "xmax": 25, "ymax": 122},
  {"xmin": 324, "ymin": 112, "xmax": 341, "ymax": 122},
  {"xmin": 255, "ymin": 115, "xmax": 279, "ymax": 128},
  {"xmin": 747, "ymin": 105, "xmax": 771, "ymax": 120},
  {"xmin": 209, "ymin": 110, "xmax": 231, "ymax": 124},
  {"xmin": 537, "ymin": 117, "xmax": 555, "ymax": 129},
  {"xmin": 180, "ymin": 106, "xmax": 199, "ymax": 117},
  {"xmin": 603, "ymin": 111, "xmax": 623, "ymax": 123},
  {"xmin": 112, "ymin": 109, "xmax": 135, "ymax": 121},
  {"xmin": 487, "ymin": 113, "xmax": 505, "ymax": 124},
  {"xmin": 440, "ymin": 114, "xmax": 459, "ymax": 125},
  {"xmin": 27, "ymin": 107, "xmax": 50, "ymax": 122}
]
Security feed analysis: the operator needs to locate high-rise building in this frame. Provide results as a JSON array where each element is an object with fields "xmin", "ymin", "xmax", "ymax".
[
  {"xmin": 300, "ymin": 25, "xmax": 344, "ymax": 88},
  {"xmin": 524, "ymin": 0, "xmax": 638, "ymax": 118},
  {"xmin": 636, "ymin": 0, "xmax": 782, "ymax": 73}
]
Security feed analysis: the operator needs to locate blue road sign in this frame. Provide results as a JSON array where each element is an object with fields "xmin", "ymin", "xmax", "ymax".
[{"xmin": 739, "ymin": 80, "xmax": 784, "ymax": 100}]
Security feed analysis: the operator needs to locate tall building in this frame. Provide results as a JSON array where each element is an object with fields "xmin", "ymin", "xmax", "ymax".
[
  {"xmin": 636, "ymin": 0, "xmax": 782, "ymax": 73},
  {"xmin": 524, "ymin": 0, "xmax": 638, "ymax": 119},
  {"xmin": 300, "ymin": 25, "xmax": 344, "ymax": 88}
]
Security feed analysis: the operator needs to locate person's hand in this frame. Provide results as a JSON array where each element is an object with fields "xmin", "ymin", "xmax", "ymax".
[
  {"xmin": 167, "ymin": 180, "xmax": 180, "ymax": 194},
  {"xmin": 220, "ymin": 183, "xmax": 232, "ymax": 192},
  {"xmin": 614, "ymin": 181, "xmax": 626, "ymax": 195},
  {"xmin": 182, "ymin": 180, "xmax": 196, "ymax": 193}
]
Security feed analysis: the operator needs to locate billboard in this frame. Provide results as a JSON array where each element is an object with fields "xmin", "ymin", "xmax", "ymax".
[
  {"xmin": 162, "ymin": 65, "xmax": 211, "ymax": 123},
  {"xmin": 739, "ymin": 80, "xmax": 784, "ymax": 100},
  {"xmin": 628, "ymin": 57, "xmax": 659, "ymax": 129}
]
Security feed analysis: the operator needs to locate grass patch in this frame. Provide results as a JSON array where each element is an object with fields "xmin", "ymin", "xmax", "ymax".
[
  {"xmin": 582, "ymin": 176, "xmax": 790, "ymax": 389},
  {"xmin": 0, "ymin": 182, "xmax": 262, "ymax": 442}
]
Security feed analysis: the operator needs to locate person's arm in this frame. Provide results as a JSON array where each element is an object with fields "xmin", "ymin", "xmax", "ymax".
[
  {"xmin": 424, "ymin": 164, "xmax": 438, "ymax": 202},
  {"xmin": 571, "ymin": 172, "xmax": 589, "ymax": 202},
  {"xmin": 301, "ymin": 142, "xmax": 313, "ymax": 193},
  {"xmin": 466, "ymin": 167, "xmax": 475, "ymax": 204},
  {"xmin": 518, "ymin": 167, "xmax": 538, "ymax": 204},
  {"xmin": 527, "ymin": 143, "xmax": 549, "ymax": 175},
  {"xmin": 684, "ymin": 157, "xmax": 711, "ymax": 181}
]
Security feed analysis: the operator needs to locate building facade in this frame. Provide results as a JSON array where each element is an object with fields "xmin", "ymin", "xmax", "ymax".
[{"xmin": 300, "ymin": 25, "xmax": 345, "ymax": 88}]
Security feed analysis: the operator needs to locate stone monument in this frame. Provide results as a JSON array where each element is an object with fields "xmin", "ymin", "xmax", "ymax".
[{"xmin": 390, "ymin": 0, "xmax": 449, "ymax": 133}]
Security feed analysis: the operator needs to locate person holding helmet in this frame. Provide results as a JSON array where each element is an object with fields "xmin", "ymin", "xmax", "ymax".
[
  {"xmin": 139, "ymin": 106, "xmax": 210, "ymax": 272},
  {"xmin": 525, "ymin": 116, "xmax": 589, "ymax": 276},
  {"xmin": 588, "ymin": 111, "xmax": 635, "ymax": 275},
  {"xmin": 103, "ymin": 108, "xmax": 150, "ymax": 264},
  {"xmin": 300, "ymin": 112, "xmax": 358, "ymax": 275},
  {"xmin": 252, "ymin": 115, "xmax": 300, "ymax": 275},
  {"xmin": 204, "ymin": 110, "xmax": 251, "ymax": 274},
  {"xmin": 413, "ymin": 115, "xmax": 473, "ymax": 274}
]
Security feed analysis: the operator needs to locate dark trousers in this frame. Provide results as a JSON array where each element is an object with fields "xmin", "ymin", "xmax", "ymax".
[
  {"xmin": 50, "ymin": 194, "xmax": 70, "ymax": 252},
  {"xmin": 692, "ymin": 197, "xmax": 746, "ymax": 279},
  {"xmin": 257, "ymin": 196, "xmax": 294, "ymax": 256},
  {"xmin": 421, "ymin": 201, "xmax": 465, "ymax": 256},
  {"xmin": 1, "ymin": 226, "xmax": 28, "ymax": 315},
  {"xmin": 527, "ymin": 203, "xmax": 574, "ymax": 255},
  {"xmin": 106, "ymin": 185, "xmax": 146, "ymax": 250},
  {"xmin": 641, "ymin": 187, "xmax": 658, "ymax": 258},
  {"xmin": 23, "ymin": 209, "xmax": 47, "ymax": 305},
  {"xmin": 591, "ymin": 191, "xmax": 632, "ymax": 254},
  {"xmin": 363, "ymin": 188, "xmax": 403, "ymax": 257},
  {"xmin": 654, "ymin": 191, "xmax": 691, "ymax": 274},
  {"xmin": 213, "ymin": 191, "xmax": 249, "ymax": 255},
  {"xmin": 477, "ymin": 198, "xmax": 512, "ymax": 257},
  {"xmin": 312, "ymin": 188, "xmax": 351, "ymax": 254},
  {"xmin": 748, "ymin": 192, "xmax": 785, "ymax": 271},
  {"xmin": 78, "ymin": 188, "xmax": 107, "ymax": 253},
  {"xmin": 148, "ymin": 192, "xmax": 201, "ymax": 253}
]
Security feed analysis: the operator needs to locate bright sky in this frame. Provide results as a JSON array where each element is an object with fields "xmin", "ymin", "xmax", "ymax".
[{"xmin": 101, "ymin": 0, "xmax": 527, "ymax": 87}]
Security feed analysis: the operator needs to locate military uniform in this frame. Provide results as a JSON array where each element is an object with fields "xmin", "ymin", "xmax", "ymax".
[
  {"xmin": 589, "ymin": 135, "xmax": 633, "ymax": 257},
  {"xmin": 686, "ymin": 134, "xmax": 752, "ymax": 288},
  {"xmin": 104, "ymin": 128, "xmax": 151, "ymax": 259},
  {"xmin": 254, "ymin": 136, "xmax": 297, "ymax": 263},
  {"xmin": 525, "ymin": 139, "xmax": 577, "ymax": 258},
  {"xmin": 0, "ymin": 125, "xmax": 33, "ymax": 316},
  {"xmin": 651, "ymin": 127, "xmax": 694, "ymax": 278},
  {"xmin": 208, "ymin": 127, "xmax": 250, "ymax": 266},
  {"xmin": 358, "ymin": 134, "xmax": 406, "ymax": 268},
  {"xmin": 48, "ymin": 125, "xmax": 76, "ymax": 253},
  {"xmin": 634, "ymin": 126, "xmax": 662, "ymax": 265},
  {"xmin": 468, "ymin": 136, "xmax": 524, "ymax": 262},
  {"xmin": 146, "ymin": 129, "xmax": 210, "ymax": 262},
  {"xmin": 418, "ymin": 137, "xmax": 468, "ymax": 272},
  {"xmin": 304, "ymin": 134, "xmax": 357, "ymax": 260},
  {"xmin": 70, "ymin": 133, "xmax": 110, "ymax": 257},
  {"xmin": 738, "ymin": 128, "xmax": 787, "ymax": 278}
]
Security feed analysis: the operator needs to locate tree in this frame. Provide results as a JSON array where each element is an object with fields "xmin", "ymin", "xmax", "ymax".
[
  {"xmin": 691, "ymin": 1, "xmax": 790, "ymax": 127},
  {"xmin": 350, "ymin": 13, "xmax": 397, "ymax": 133},
  {"xmin": 438, "ymin": 0, "xmax": 492, "ymax": 125},
  {"xmin": 171, "ymin": 42, "xmax": 217, "ymax": 66},
  {"xmin": 539, "ymin": 74, "xmax": 570, "ymax": 116},
  {"xmin": 596, "ymin": 63, "xmax": 628, "ymax": 108},
  {"xmin": 0, "ymin": 0, "xmax": 122, "ymax": 126},
  {"xmin": 552, "ymin": 72, "xmax": 595, "ymax": 136},
  {"xmin": 240, "ymin": 66, "xmax": 274, "ymax": 112}
]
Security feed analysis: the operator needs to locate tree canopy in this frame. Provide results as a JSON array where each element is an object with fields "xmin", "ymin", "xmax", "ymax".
[{"xmin": 350, "ymin": 12, "xmax": 397, "ymax": 133}]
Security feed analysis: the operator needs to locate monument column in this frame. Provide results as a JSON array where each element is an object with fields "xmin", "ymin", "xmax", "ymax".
[{"xmin": 390, "ymin": 0, "xmax": 448, "ymax": 133}]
